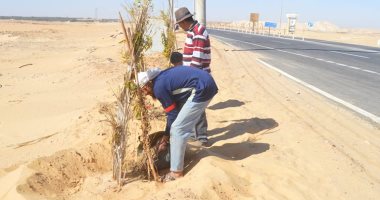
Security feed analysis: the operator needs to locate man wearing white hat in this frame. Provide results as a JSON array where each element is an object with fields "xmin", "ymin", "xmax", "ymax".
[
  {"xmin": 138, "ymin": 66, "xmax": 218, "ymax": 182},
  {"xmin": 175, "ymin": 7, "xmax": 212, "ymax": 145}
]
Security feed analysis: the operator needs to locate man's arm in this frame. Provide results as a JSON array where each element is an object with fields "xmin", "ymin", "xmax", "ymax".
[
  {"xmin": 155, "ymin": 89, "xmax": 179, "ymax": 136},
  {"xmin": 163, "ymin": 102, "xmax": 179, "ymax": 136}
]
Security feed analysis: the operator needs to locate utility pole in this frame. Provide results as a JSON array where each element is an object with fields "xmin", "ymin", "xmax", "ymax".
[
  {"xmin": 194, "ymin": 0, "xmax": 206, "ymax": 26},
  {"xmin": 170, "ymin": 0, "xmax": 174, "ymax": 21},
  {"xmin": 279, "ymin": 0, "xmax": 284, "ymax": 30},
  {"xmin": 94, "ymin": 8, "xmax": 98, "ymax": 21}
]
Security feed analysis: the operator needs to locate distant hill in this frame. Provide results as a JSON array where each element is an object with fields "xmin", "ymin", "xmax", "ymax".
[{"xmin": 0, "ymin": 16, "xmax": 118, "ymax": 22}]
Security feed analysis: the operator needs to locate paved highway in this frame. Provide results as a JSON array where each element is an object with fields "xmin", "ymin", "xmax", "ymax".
[{"xmin": 209, "ymin": 29, "xmax": 380, "ymax": 124}]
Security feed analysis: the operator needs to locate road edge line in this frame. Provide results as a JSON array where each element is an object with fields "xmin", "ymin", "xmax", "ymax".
[{"xmin": 256, "ymin": 58, "xmax": 380, "ymax": 124}]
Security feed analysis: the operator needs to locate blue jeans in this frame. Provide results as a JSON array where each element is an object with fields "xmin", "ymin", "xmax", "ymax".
[
  {"xmin": 195, "ymin": 111, "xmax": 208, "ymax": 140},
  {"xmin": 170, "ymin": 98, "xmax": 212, "ymax": 172}
]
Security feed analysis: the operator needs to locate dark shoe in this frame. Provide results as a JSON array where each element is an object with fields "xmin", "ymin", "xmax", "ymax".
[
  {"xmin": 198, "ymin": 138, "xmax": 208, "ymax": 145},
  {"xmin": 189, "ymin": 135, "xmax": 197, "ymax": 141}
]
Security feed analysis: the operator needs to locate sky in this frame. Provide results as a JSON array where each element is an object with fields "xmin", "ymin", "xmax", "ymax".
[{"xmin": 0, "ymin": 0, "xmax": 379, "ymax": 29}]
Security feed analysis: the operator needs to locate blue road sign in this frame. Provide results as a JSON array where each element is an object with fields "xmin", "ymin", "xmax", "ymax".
[
  {"xmin": 307, "ymin": 22, "xmax": 314, "ymax": 28},
  {"xmin": 265, "ymin": 22, "xmax": 277, "ymax": 28}
]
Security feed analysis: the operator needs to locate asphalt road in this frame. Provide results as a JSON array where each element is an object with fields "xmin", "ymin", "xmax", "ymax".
[{"xmin": 209, "ymin": 29, "xmax": 380, "ymax": 124}]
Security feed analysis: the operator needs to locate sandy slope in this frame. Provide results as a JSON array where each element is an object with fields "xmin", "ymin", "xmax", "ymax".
[
  {"xmin": 1, "ymin": 21, "xmax": 380, "ymax": 200},
  {"xmin": 0, "ymin": 20, "xmax": 124, "ymax": 199},
  {"xmin": 0, "ymin": 20, "xmax": 124, "ymax": 168}
]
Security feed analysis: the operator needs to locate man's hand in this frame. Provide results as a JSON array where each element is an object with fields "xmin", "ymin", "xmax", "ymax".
[{"xmin": 157, "ymin": 135, "xmax": 170, "ymax": 153}]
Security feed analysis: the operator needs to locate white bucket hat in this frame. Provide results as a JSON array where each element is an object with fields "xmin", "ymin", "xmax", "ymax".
[{"xmin": 137, "ymin": 67, "xmax": 162, "ymax": 87}]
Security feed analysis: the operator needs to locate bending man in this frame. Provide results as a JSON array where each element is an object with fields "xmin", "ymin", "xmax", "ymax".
[{"xmin": 137, "ymin": 66, "xmax": 218, "ymax": 182}]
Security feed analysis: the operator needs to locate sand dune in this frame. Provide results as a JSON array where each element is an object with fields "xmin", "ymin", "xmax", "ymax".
[{"xmin": 1, "ymin": 20, "xmax": 380, "ymax": 200}]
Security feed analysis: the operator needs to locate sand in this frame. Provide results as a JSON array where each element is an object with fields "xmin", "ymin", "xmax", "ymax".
[
  {"xmin": 296, "ymin": 30, "xmax": 380, "ymax": 48},
  {"xmin": 1, "ymin": 20, "xmax": 380, "ymax": 200}
]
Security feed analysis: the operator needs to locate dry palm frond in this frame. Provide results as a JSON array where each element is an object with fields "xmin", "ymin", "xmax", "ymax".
[
  {"xmin": 102, "ymin": 0, "xmax": 159, "ymax": 186},
  {"xmin": 100, "ymin": 84, "xmax": 132, "ymax": 186}
]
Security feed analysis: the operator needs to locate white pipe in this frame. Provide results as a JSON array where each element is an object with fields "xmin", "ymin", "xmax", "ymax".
[{"xmin": 195, "ymin": 0, "xmax": 206, "ymax": 26}]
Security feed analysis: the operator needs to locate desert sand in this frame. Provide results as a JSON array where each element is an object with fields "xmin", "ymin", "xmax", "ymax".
[{"xmin": 1, "ymin": 20, "xmax": 380, "ymax": 200}]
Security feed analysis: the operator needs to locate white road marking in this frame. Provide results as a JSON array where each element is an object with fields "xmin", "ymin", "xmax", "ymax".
[
  {"xmin": 210, "ymin": 28, "xmax": 380, "ymax": 54},
  {"xmin": 330, "ymin": 51, "xmax": 370, "ymax": 59},
  {"xmin": 212, "ymin": 35, "xmax": 380, "ymax": 77},
  {"xmin": 304, "ymin": 40, "xmax": 380, "ymax": 54},
  {"xmin": 363, "ymin": 70, "xmax": 377, "ymax": 74},
  {"xmin": 337, "ymin": 63, "xmax": 348, "ymax": 67},
  {"xmin": 347, "ymin": 66, "xmax": 360, "ymax": 70},
  {"xmin": 257, "ymin": 59, "xmax": 380, "ymax": 124},
  {"xmin": 272, "ymin": 40, "xmax": 290, "ymax": 45}
]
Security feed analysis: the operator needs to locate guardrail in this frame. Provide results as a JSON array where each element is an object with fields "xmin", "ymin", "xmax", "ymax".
[
  {"xmin": 208, "ymin": 24, "xmax": 306, "ymax": 41},
  {"xmin": 209, "ymin": 24, "xmax": 380, "ymax": 48}
]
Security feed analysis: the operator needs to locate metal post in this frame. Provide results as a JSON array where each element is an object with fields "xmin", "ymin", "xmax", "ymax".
[
  {"xmin": 195, "ymin": 0, "xmax": 206, "ymax": 26},
  {"xmin": 170, "ymin": 0, "xmax": 174, "ymax": 27},
  {"xmin": 302, "ymin": 28, "xmax": 305, "ymax": 40},
  {"xmin": 279, "ymin": 0, "xmax": 284, "ymax": 30},
  {"xmin": 94, "ymin": 8, "xmax": 98, "ymax": 22}
]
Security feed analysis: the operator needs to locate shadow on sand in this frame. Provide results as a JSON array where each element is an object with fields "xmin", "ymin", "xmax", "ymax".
[
  {"xmin": 184, "ymin": 142, "xmax": 270, "ymax": 174},
  {"xmin": 183, "ymin": 117, "xmax": 278, "ymax": 174},
  {"xmin": 208, "ymin": 99, "xmax": 246, "ymax": 110},
  {"xmin": 208, "ymin": 117, "xmax": 279, "ymax": 145}
]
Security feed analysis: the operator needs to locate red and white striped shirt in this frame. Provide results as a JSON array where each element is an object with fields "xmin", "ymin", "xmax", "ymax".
[{"xmin": 183, "ymin": 21, "xmax": 211, "ymax": 73}]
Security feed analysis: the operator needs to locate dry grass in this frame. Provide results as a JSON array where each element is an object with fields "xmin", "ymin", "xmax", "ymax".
[{"xmin": 160, "ymin": 0, "xmax": 177, "ymax": 67}]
